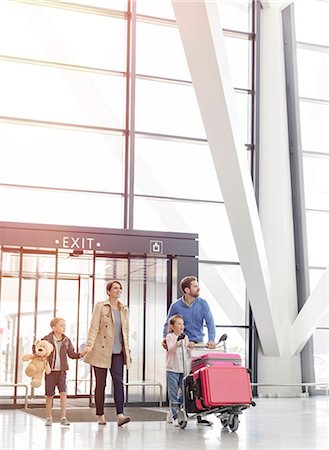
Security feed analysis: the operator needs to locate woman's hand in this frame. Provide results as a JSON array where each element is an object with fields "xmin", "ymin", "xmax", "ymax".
[{"xmin": 80, "ymin": 346, "xmax": 91, "ymax": 356}]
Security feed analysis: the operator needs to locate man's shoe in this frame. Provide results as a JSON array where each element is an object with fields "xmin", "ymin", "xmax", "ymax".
[
  {"xmin": 197, "ymin": 416, "xmax": 213, "ymax": 426},
  {"xmin": 60, "ymin": 417, "xmax": 70, "ymax": 426}
]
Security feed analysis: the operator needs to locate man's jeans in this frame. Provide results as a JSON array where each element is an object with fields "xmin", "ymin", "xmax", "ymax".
[{"xmin": 166, "ymin": 371, "xmax": 184, "ymax": 420}]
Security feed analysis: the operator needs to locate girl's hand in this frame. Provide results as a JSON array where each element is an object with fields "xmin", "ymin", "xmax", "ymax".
[
  {"xmin": 81, "ymin": 346, "xmax": 91, "ymax": 356},
  {"xmin": 187, "ymin": 342, "xmax": 195, "ymax": 349}
]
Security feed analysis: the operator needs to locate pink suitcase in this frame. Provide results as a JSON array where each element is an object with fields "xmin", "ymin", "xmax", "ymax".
[
  {"xmin": 193, "ymin": 366, "xmax": 252, "ymax": 409},
  {"xmin": 191, "ymin": 352, "xmax": 242, "ymax": 372}
]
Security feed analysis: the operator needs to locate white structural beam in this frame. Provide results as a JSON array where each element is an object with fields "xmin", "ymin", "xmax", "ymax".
[
  {"xmin": 172, "ymin": 0, "xmax": 280, "ymax": 355},
  {"xmin": 291, "ymin": 268, "xmax": 329, "ymax": 354},
  {"xmin": 260, "ymin": 0, "xmax": 271, "ymax": 8},
  {"xmin": 201, "ymin": 265, "xmax": 245, "ymax": 334}
]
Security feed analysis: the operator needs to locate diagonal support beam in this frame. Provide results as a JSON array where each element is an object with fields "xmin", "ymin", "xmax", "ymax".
[
  {"xmin": 291, "ymin": 267, "xmax": 329, "ymax": 354},
  {"xmin": 172, "ymin": 0, "xmax": 280, "ymax": 355}
]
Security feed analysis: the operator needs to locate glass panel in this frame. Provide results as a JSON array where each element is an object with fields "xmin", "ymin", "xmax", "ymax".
[
  {"xmin": 216, "ymin": 0, "xmax": 251, "ymax": 33},
  {"xmin": 135, "ymin": 78, "xmax": 206, "ymax": 138},
  {"xmin": 36, "ymin": 278, "xmax": 56, "ymax": 339},
  {"xmin": 224, "ymin": 36, "xmax": 251, "ymax": 90},
  {"xmin": 0, "ymin": 185, "xmax": 124, "ymax": 228},
  {"xmin": 0, "ymin": 3, "xmax": 126, "ymax": 71},
  {"xmin": 94, "ymin": 258, "xmax": 129, "ymax": 289},
  {"xmin": 57, "ymin": 253, "xmax": 94, "ymax": 278},
  {"xmin": 126, "ymin": 259, "xmax": 145, "ymax": 402},
  {"xmin": 306, "ymin": 210, "xmax": 329, "ymax": 267},
  {"xmin": 303, "ymin": 154, "xmax": 329, "ymax": 210},
  {"xmin": 0, "ymin": 61, "xmax": 125, "ymax": 129},
  {"xmin": 136, "ymin": 0, "xmax": 252, "ymax": 31},
  {"xmin": 300, "ymin": 101, "xmax": 329, "ymax": 153},
  {"xmin": 309, "ymin": 268, "xmax": 325, "ymax": 291},
  {"xmin": 60, "ymin": 0, "xmax": 127, "ymax": 9},
  {"xmin": 0, "ymin": 276, "xmax": 19, "ymax": 384},
  {"xmin": 18, "ymin": 279, "xmax": 36, "ymax": 386},
  {"xmin": 135, "ymin": 137, "xmax": 223, "ymax": 201},
  {"xmin": 297, "ymin": 48, "xmax": 329, "ymax": 102},
  {"xmin": 1, "ymin": 252, "xmax": 20, "ymax": 277},
  {"xmin": 134, "ymin": 198, "xmax": 239, "ymax": 261},
  {"xmin": 0, "ymin": 123, "xmax": 125, "ymax": 193},
  {"xmin": 295, "ymin": 0, "xmax": 329, "ymax": 47},
  {"xmin": 22, "ymin": 254, "xmax": 56, "ymax": 278},
  {"xmin": 199, "ymin": 263, "xmax": 247, "ymax": 329},
  {"xmin": 56, "ymin": 279, "xmax": 79, "ymax": 395},
  {"xmin": 144, "ymin": 258, "xmax": 167, "ymax": 402},
  {"xmin": 319, "ymin": 311, "xmax": 329, "ymax": 328},
  {"xmin": 313, "ymin": 329, "xmax": 329, "ymax": 385},
  {"xmin": 135, "ymin": 68, "xmax": 249, "ymax": 143},
  {"xmin": 235, "ymin": 91, "xmax": 250, "ymax": 144},
  {"xmin": 136, "ymin": 21, "xmax": 190, "ymax": 80},
  {"xmin": 136, "ymin": 0, "xmax": 175, "ymax": 19},
  {"xmin": 76, "ymin": 277, "xmax": 93, "ymax": 395}
]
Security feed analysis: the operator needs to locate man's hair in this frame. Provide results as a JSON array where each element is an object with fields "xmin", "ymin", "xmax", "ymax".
[
  {"xmin": 168, "ymin": 314, "xmax": 184, "ymax": 333},
  {"xmin": 180, "ymin": 276, "xmax": 197, "ymax": 294},
  {"xmin": 106, "ymin": 280, "xmax": 123, "ymax": 293},
  {"xmin": 50, "ymin": 317, "xmax": 64, "ymax": 328}
]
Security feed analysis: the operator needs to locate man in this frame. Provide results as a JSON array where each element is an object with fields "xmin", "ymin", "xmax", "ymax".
[{"xmin": 163, "ymin": 276, "xmax": 216, "ymax": 426}]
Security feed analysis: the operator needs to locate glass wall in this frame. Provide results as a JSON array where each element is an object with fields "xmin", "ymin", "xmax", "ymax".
[
  {"xmin": 0, "ymin": 248, "xmax": 168, "ymax": 405},
  {"xmin": 0, "ymin": 0, "xmax": 256, "ymax": 386},
  {"xmin": 294, "ymin": 0, "xmax": 329, "ymax": 385}
]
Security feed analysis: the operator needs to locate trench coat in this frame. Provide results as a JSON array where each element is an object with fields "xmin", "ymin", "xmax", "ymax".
[{"xmin": 84, "ymin": 299, "xmax": 131, "ymax": 369}]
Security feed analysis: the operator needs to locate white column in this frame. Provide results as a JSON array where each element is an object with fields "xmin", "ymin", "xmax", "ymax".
[{"xmin": 257, "ymin": 0, "xmax": 301, "ymax": 393}]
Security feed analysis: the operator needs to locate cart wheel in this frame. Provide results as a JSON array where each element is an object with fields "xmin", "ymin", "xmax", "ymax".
[
  {"xmin": 229, "ymin": 415, "xmax": 239, "ymax": 432},
  {"xmin": 178, "ymin": 420, "xmax": 188, "ymax": 429},
  {"xmin": 220, "ymin": 417, "xmax": 229, "ymax": 428}
]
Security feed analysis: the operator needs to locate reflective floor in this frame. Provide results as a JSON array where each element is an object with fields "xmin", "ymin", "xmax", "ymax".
[{"xmin": 1, "ymin": 397, "xmax": 329, "ymax": 450}]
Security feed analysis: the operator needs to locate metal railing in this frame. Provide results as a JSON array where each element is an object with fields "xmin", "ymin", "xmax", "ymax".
[
  {"xmin": 0, "ymin": 383, "xmax": 29, "ymax": 409},
  {"xmin": 124, "ymin": 381, "xmax": 163, "ymax": 407},
  {"xmin": 66, "ymin": 378, "xmax": 164, "ymax": 407},
  {"xmin": 251, "ymin": 382, "xmax": 329, "ymax": 396}
]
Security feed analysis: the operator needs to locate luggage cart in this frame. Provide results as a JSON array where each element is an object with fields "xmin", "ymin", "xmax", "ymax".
[{"xmin": 177, "ymin": 334, "xmax": 256, "ymax": 432}]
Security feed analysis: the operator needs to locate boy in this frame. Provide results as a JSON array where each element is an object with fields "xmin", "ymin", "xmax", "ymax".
[{"xmin": 43, "ymin": 317, "xmax": 80, "ymax": 426}]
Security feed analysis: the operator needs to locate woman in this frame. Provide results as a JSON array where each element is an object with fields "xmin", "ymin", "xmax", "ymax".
[{"xmin": 83, "ymin": 280, "xmax": 132, "ymax": 426}]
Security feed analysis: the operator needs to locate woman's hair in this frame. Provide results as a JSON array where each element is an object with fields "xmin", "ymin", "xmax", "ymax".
[
  {"xmin": 168, "ymin": 314, "xmax": 184, "ymax": 333},
  {"xmin": 50, "ymin": 317, "xmax": 64, "ymax": 328},
  {"xmin": 106, "ymin": 280, "xmax": 123, "ymax": 293}
]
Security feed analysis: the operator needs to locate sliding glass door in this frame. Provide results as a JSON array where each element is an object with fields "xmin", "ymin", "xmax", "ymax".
[{"xmin": 0, "ymin": 248, "xmax": 169, "ymax": 406}]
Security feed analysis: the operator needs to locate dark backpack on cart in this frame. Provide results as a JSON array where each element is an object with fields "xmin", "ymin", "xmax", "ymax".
[{"xmin": 183, "ymin": 373, "xmax": 205, "ymax": 413}]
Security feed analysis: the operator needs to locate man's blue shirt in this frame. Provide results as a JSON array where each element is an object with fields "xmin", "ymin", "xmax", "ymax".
[{"xmin": 163, "ymin": 296, "xmax": 216, "ymax": 342}]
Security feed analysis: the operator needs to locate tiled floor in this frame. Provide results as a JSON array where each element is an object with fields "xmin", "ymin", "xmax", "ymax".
[{"xmin": 1, "ymin": 397, "xmax": 329, "ymax": 450}]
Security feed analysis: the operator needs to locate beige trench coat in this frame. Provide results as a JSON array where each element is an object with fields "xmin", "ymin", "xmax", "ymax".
[{"xmin": 84, "ymin": 300, "xmax": 132, "ymax": 369}]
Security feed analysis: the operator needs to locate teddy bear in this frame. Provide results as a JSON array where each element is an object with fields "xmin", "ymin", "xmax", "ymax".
[{"xmin": 22, "ymin": 339, "xmax": 54, "ymax": 388}]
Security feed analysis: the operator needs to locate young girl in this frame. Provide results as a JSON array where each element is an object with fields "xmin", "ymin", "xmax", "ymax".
[{"xmin": 165, "ymin": 314, "xmax": 194, "ymax": 426}]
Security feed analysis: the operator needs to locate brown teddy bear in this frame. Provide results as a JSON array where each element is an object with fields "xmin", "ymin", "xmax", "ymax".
[{"xmin": 22, "ymin": 339, "xmax": 54, "ymax": 388}]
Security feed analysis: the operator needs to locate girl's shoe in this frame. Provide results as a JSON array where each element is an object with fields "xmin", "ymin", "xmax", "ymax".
[{"xmin": 97, "ymin": 415, "xmax": 106, "ymax": 425}]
